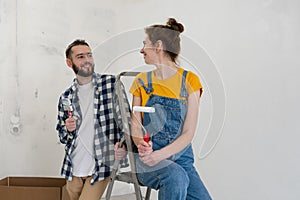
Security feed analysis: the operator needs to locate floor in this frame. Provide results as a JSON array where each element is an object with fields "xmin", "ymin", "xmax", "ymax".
[
  {"xmin": 101, "ymin": 189, "xmax": 158, "ymax": 200},
  {"xmin": 101, "ymin": 179, "xmax": 158, "ymax": 200},
  {"xmin": 105, "ymin": 193, "xmax": 138, "ymax": 200}
]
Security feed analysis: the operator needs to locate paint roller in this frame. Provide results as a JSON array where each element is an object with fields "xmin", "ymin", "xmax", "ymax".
[
  {"xmin": 132, "ymin": 106, "xmax": 155, "ymax": 143},
  {"xmin": 61, "ymin": 98, "xmax": 73, "ymax": 117}
]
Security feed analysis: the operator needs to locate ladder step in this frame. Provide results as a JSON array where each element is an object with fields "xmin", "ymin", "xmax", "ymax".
[{"xmin": 115, "ymin": 172, "xmax": 135, "ymax": 184}]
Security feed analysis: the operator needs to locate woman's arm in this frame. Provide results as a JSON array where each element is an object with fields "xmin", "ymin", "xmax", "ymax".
[
  {"xmin": 139, "ymin": 89, "xmax": 201, "ymax": 166},
  {"xmin": 131, "ymin": 95, "xmax": 153, "ymax": 155},
  {"xmin": 131, "ymin": 95, "xmax": 144, "ymax": 144}
]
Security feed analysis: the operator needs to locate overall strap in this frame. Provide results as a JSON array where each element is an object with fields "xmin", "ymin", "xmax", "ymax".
[
  {"xmin": 137, "ymin": 71, "xmax": 153, "ymax": 94},
  {"xmin": 180, "ymin": 70, "xmax": 188, "ymax": 98},
  {"xmin": 147, "ymin": 71, "xmax": 153, "ymax": 92}
]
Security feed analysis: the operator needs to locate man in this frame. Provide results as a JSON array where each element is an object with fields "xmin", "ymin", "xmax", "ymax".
[{"xmin": 56, "ymin": 39, "xmax": 126, "ymax": 200}]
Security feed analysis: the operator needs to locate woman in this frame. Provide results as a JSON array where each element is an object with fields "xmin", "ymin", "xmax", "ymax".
[{"xmin": 129, "ymin": 18, "xmax": 212, "ymax": 200}]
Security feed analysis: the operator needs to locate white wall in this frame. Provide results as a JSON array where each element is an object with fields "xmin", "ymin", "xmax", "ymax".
[{"xmin": 1, "ymin": 0, "xmax": 300, "ymax": 199}]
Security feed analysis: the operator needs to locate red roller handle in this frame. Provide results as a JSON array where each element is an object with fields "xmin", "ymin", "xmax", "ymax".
[
  {"xmin": 68, "ymin": 110, "xmax": 72, "ymax": 117},
  {"xmin": 143, "ymin": 132, "xmax": 150, "ymax": 143}
]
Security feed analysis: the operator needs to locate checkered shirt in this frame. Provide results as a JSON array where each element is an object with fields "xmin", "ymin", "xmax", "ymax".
[{"xmin": 56, "ymin": 73, "xmax": 128, "ymax": 185}]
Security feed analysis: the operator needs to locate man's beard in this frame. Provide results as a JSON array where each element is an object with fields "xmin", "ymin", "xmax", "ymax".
[{"xmin": 72, "ymin": 62, "xmax": 94, "ymax": 77}]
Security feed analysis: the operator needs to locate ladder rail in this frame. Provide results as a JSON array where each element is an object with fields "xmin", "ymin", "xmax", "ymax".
[{"xmin": 106, "ymin": 71, "xmax": 145, "ymax": 200}]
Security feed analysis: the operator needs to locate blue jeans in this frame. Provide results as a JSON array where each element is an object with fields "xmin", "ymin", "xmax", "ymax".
[{"xmin": 136, "ymin": 146, "xmax": 212, "ymax": 200}]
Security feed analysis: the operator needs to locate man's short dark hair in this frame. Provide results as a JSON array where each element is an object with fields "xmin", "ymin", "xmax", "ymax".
[{"xmin": 65, "ymin": 39, "xmax": 90, "ymax": 59}]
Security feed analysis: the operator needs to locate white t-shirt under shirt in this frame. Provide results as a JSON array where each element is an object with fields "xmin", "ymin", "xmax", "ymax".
[{"xmin": 71, "ymin": 82, "xmax": 95, "ymax": 177}]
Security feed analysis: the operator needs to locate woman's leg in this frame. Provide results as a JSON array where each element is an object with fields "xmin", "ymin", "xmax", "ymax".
[
  {"xmin": 137, "ymin": 159, "xmax": 189, "ymax": 200},
  {"xmin": 185, "ymin": 166, "xmax": 212, "ymax": 200},
  {"xmin": 176, "ymin": 146, "xmax": 212, "ymax": 200}
]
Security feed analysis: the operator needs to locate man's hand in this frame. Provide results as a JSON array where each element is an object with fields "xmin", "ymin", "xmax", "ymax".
[
  {"xmin": 114, "ymin": 142, "xmax": 127, "ymax": 160},
  {"xmin": 65, "ymin": 116, "xmax": 76, "ymax": 132}
]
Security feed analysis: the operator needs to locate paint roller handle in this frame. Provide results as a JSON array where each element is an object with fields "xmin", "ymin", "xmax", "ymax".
[
  {"xmin": 67, "ymin": 110, "xmax": 72, "ymax": 117},
  {"xmin": 143, "ymin": 132, "xmax": 150, "ymax": 143}
]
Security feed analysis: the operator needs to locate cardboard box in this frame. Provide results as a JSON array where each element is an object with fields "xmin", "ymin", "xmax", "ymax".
[{"xmin": 0, "ymin": 177, "xmax": 70, "ymax": 200}]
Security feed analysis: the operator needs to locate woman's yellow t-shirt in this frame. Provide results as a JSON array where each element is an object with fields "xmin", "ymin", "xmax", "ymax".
[{"xmin": 129, "ymin": 68, "xmax": 203, "ymax": 107}]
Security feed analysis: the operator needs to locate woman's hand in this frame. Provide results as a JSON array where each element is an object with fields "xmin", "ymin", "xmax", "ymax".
[
  {"xmin": 137, "ymin": 140, "xmax": 153, "ymax": 157},
  {"xmin": 137, "ymin": 141, "xmax": 163, "ymax": 166},
  {"xmin": 114, "ymin": 142, "xmax": 127, "ymax": 160},
  {"xmin": 139, "ymin": 150, "xmax": 164, "ymax": 167}
]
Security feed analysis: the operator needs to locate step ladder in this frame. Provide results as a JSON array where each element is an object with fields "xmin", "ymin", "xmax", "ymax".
[{"xmin": 106, "ymin": 72, "xmax": 151, "ymax": 200}]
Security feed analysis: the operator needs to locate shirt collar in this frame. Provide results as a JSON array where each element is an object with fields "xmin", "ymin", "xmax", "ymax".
[{"xmin": 71, "ymin": 73, "xmax": 98, "ymax": 92}]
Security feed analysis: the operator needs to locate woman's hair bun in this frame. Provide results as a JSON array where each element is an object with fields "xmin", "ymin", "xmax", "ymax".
[{"xmin": 166, "ymin": 18, "xmax": 184, "ymax": 33}]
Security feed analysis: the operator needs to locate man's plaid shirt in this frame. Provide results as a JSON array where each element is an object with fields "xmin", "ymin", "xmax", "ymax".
[{"xmin": 56, "ymin": 73, "xmax": 128, "ymax": 185}]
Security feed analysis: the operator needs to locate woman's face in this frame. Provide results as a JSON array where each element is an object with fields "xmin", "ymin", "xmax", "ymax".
[{"xmin": 140, "ymin": 35, "xmax": 157, "ymax": 65}]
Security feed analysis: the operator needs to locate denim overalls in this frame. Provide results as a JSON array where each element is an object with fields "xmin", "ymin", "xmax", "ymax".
[{"xmin": 135, "ymin": 70, "xmax": 212, "ymax": 200}]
